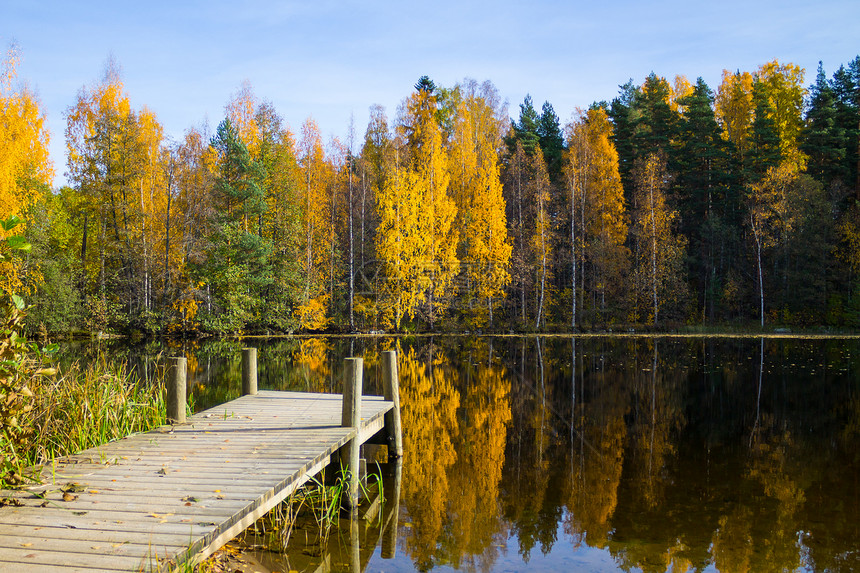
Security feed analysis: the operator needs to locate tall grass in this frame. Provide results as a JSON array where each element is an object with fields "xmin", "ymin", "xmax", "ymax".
[{"xmin": 22, "ymin": 355, "xmax": 167, "ymax": 469}]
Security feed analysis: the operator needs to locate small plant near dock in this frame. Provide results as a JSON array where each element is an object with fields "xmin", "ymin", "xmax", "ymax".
[{"xmin": 239, "ymin": 465, "xmax": 384, "ymax": 555}]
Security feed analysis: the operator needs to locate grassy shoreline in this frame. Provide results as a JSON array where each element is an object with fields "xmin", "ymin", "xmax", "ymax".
[{"xmin": 1, "ymin": 352, "xmax": 168, "ymax": 488}]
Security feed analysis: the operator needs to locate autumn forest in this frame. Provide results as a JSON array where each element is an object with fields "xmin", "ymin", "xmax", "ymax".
[{"xmin": 3, "ymin": 48, "xmax": 860, "ymax": 334}]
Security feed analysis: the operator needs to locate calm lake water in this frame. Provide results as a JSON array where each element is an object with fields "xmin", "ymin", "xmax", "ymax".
[{"xmin": 65, "ymin": 335, "xmax": 860, "ymax": 572}]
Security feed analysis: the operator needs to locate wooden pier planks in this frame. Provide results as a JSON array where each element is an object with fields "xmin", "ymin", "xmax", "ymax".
[{"xmin": 0, "ymin": 390, "xmax": 393, "ymax": 572}]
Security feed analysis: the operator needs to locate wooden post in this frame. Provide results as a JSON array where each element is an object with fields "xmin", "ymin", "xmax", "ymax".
[
  {"xmin": 167, "ymin": 357, "xmax": 187, "ymax": 424},
  {"xmin": 341, "ymin": 357, "xmax": 363, "ymax": 508},
  {"xmin": 242, "ymin": 347, "xmax": 258, "ymax": 396},
  {"xmin": 382, "ymin": 350, "xmax": 403, "ymax": 459}
]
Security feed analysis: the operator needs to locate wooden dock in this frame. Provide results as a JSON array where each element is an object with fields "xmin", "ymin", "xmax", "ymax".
[{"xmin": 0, "ymin": 353, "xmax": 402, "ymax": 572}]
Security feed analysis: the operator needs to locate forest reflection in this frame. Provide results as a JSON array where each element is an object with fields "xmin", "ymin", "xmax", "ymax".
[
  {"xmin": 63, "ymin": 335, "xmax": 860, "ymax": 572},
  {"xmin": 393, "ymin": 336, "xmax": 859, "ymax": 573}
]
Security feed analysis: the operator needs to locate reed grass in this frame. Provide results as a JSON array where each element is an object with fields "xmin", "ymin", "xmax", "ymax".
[
  {"xmin": 22, "ymin": 355, "xmax": 167, "ymax": 470},
  {"xmin": 241, "ymin": 464, "xmax": 384, "ymax": 556}
]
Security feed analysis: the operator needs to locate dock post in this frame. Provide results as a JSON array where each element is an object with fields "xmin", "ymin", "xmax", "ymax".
[
  {"xmin": 167, "ymin": 357, "xmax": 187, "ymax": 424},
  {"xmin": 242, "ymin": 347, "xmax": 258, "ymax": 395},
  {"xmin": 382, "ymin": 350, "xmax": 403, "ymax": 459},
  {"xmin": 341, "ymin": 357, "xmax": 363, "ymax": 508}
]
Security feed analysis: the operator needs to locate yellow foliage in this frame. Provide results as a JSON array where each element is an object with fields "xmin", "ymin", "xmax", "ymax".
[
  {"xmin": 715, "ymin": 69, "xmax": 754, "ymax": 153},
  {"xmin": 448, "ymin": 82, "xmax": 512, "ymax": 324},
  {"xmin": 756, "ymin": 60, "xmax": 807, "ymax": 170},
  {"xmin": 378, "ymin": 88, "xmax": 459, "ymax": 328},
  {"xmin": 298, "ymin": 119, "xmax": 336, "ymax": 307},
  {"xmin": 0, "ymin": 45, "xmax": 53, "ymax": 230},
  {"xmin": 167, "ymin": 292, "xmax": 199, "ymax": 333},
  {"xmin": 669, "ymin": 74, "xmax": 693, "ymax": 114},
  {"xmin": 297, "ymin": 294, "xmax": 332, "ymax": 330},
  {"xmin": 291, "ymin": 338, "xmax": 330, "ymax": 392},
  {"xmin": 398, "ymin": 344, "xmax": 460, "ymax": 565},
  {"xmin": 225, "ymin": 80, "xmax": 260, "ymax": 155},
  {"xmin": 631, "ymin": 153, "xmax": 687, "ymax": 323}
]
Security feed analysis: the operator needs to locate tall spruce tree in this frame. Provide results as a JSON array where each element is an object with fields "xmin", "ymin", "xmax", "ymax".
[
  {"xmin": 802, "ymin": 62, "xmax": 847, "ymax": 191},
  {"xmin": 196, "ymin": 118, "xmax": 272, "ymax": 333},
  {"xmin": 675, "ymin": 78, "xmax": 734, "ymax": 321},
  {"xmin": 537, "ymin": 101, "xmax": 565, "ymax": 182},
  {"xmin": 509, "ymin": 95, "xmax": 541, "ymax": 155},
  {"xmin": 748, "ymin": 81, "xmax": 782, "ymax": 181},
  {"xmin": 831, "ymin": 57, "xmax": 860, "ymax": 198},
  {"xmin": 608, "ymin": 80, "xmax": 638, "ymax": 196}
]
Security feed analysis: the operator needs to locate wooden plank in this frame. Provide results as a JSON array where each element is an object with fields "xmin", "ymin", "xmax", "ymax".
[{"xmin": 0, "ymin": 390, "xmax": 394, "ymax": 572}]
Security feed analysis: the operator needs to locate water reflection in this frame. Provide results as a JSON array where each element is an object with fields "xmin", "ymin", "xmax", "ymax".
[
  {"xmin": 59, "ymin": 335, "xmax": 860, "ymax": 571},
  {"xmin": 392, "ymin": 336, "xmax": 859, "ymax": 573}
]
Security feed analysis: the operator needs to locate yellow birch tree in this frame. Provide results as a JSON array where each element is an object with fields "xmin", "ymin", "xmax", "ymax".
[
  {"xmin": 448, "ymin": 80, "xmax": 511, "ymax": 326},
  {"xmin": 0, "ymin": 44, "xmax": 53, "ymax": 294},
  {"xmin": 757, "ymin": 60, "xmax": 807, "ymax": 170},
  {"xmin": 378, "ymin": 79, "xmax": 458, "ymax": 329},
  {"xmin": 715, "ymin": 69, "xmax": 755, "ymax": 156},
  {"xmin": 631, "ymin": 153, "xmax": 687, "ymax": 323},
  {"xmin": 297, "ymin": 118, "xmax": 335, "ymax": 328},
  {"xmin": 565, "ymin": 107, "xmax": 629, "ymax": 326},
  {"xmin": 531, "ymin": 147, "xmax": 552, "ymax": 328}
]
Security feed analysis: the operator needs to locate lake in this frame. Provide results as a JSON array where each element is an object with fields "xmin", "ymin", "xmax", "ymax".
[{"xmin": 66, "ymin": 335, "xmax": 860, "ymax": 572}]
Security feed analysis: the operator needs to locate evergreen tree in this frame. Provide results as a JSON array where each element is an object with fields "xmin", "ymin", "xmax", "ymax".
[
  {"xmin": 608, "ymin": 80, "xmax": 638, "ymax": 195},
  {"xmin": 509, "ymin": 95, "xmax": 541, "ymax": 155},
  {"xmin": 631, "ymin": 73, "xmax": 679, "ymax": 159},
  {"xmin": 196, "ymin": 118, "xmax": 272, "ymax": 332},
  {"xmin": 537, "ymin": 101, "xmax": 565, "ymax": 182},
  {"xmin": 831, "ymin": 57, "xmax": 860, "ymax": 198},
  {"xmin": 675, "ymin": 78, "xmax": 727, "ymax": 224},
  {"xmin": 748, "ymin": 81, "xmax": 782, "ymax": 180},
  {"xmin": 675, "ymin": 78, "xmax": 735, "ymax": 321},
  {"xmin": 802, "ymin": 62, "xmax": 847, "ymax": 190}
]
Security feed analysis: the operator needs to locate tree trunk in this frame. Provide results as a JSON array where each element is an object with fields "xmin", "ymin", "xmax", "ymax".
[
  {"xmin": 649, "ymin": 174, "xmax": 658, "ymax": 324},
  {"xmin": 348, "ymin": 154, "xmax": 355, "ymax": 331},
  {"xmin": 751, "ymin": 213, "xmax": 765, "ymax": 328}
]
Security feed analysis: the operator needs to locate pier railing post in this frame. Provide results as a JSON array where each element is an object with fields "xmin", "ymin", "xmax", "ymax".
[
  {"xmin": 167, "ymin": 356, "xmax": 187, "ymax": 424},
  {"xmin": 242, "ymin": 347, "xmax": 258, "ymax": 396},
  {"xmin": 382, "ymin": 350, "xmax": 403, "ymax": 459},
  {"xmin": 341, "ymin": 357, "xmax": 363, "ymax": 508}
]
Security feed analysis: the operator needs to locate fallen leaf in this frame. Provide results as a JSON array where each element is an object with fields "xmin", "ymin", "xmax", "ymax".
[
  {"xmin": 19, "ymin": 543, "xmax": 32, "ymax": 547},
  {"xmin": 181, "ymin": 496, "xmax": 198, "ymax": 503},
  {"xmin": 62, "ymin": 492, "xmax": 78, "ymax": 502}
]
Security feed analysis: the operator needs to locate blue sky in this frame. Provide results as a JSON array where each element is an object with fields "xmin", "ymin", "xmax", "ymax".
[{"xmin": 3, "ymin": 0, "xmax": 859, "ymax": 187}]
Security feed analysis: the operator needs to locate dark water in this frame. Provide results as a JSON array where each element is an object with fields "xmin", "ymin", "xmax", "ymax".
[{"xmin": 65, "ymin": 335, "xmax": 860, "ymax": 572}]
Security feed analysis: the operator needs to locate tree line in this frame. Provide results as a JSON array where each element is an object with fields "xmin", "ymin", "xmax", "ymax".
[{"xmin": 2, "ymin": 47, "xmax": 860, "ymax": 333}]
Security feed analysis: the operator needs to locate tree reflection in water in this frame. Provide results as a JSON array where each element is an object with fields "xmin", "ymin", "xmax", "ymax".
[
  {"xmin": 394, "ymin": 336, "xmax": 860, "ymax": 573},
  {"xmin": 67, "ymin": 335, "xmax": 860, "ymax": 571}
]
